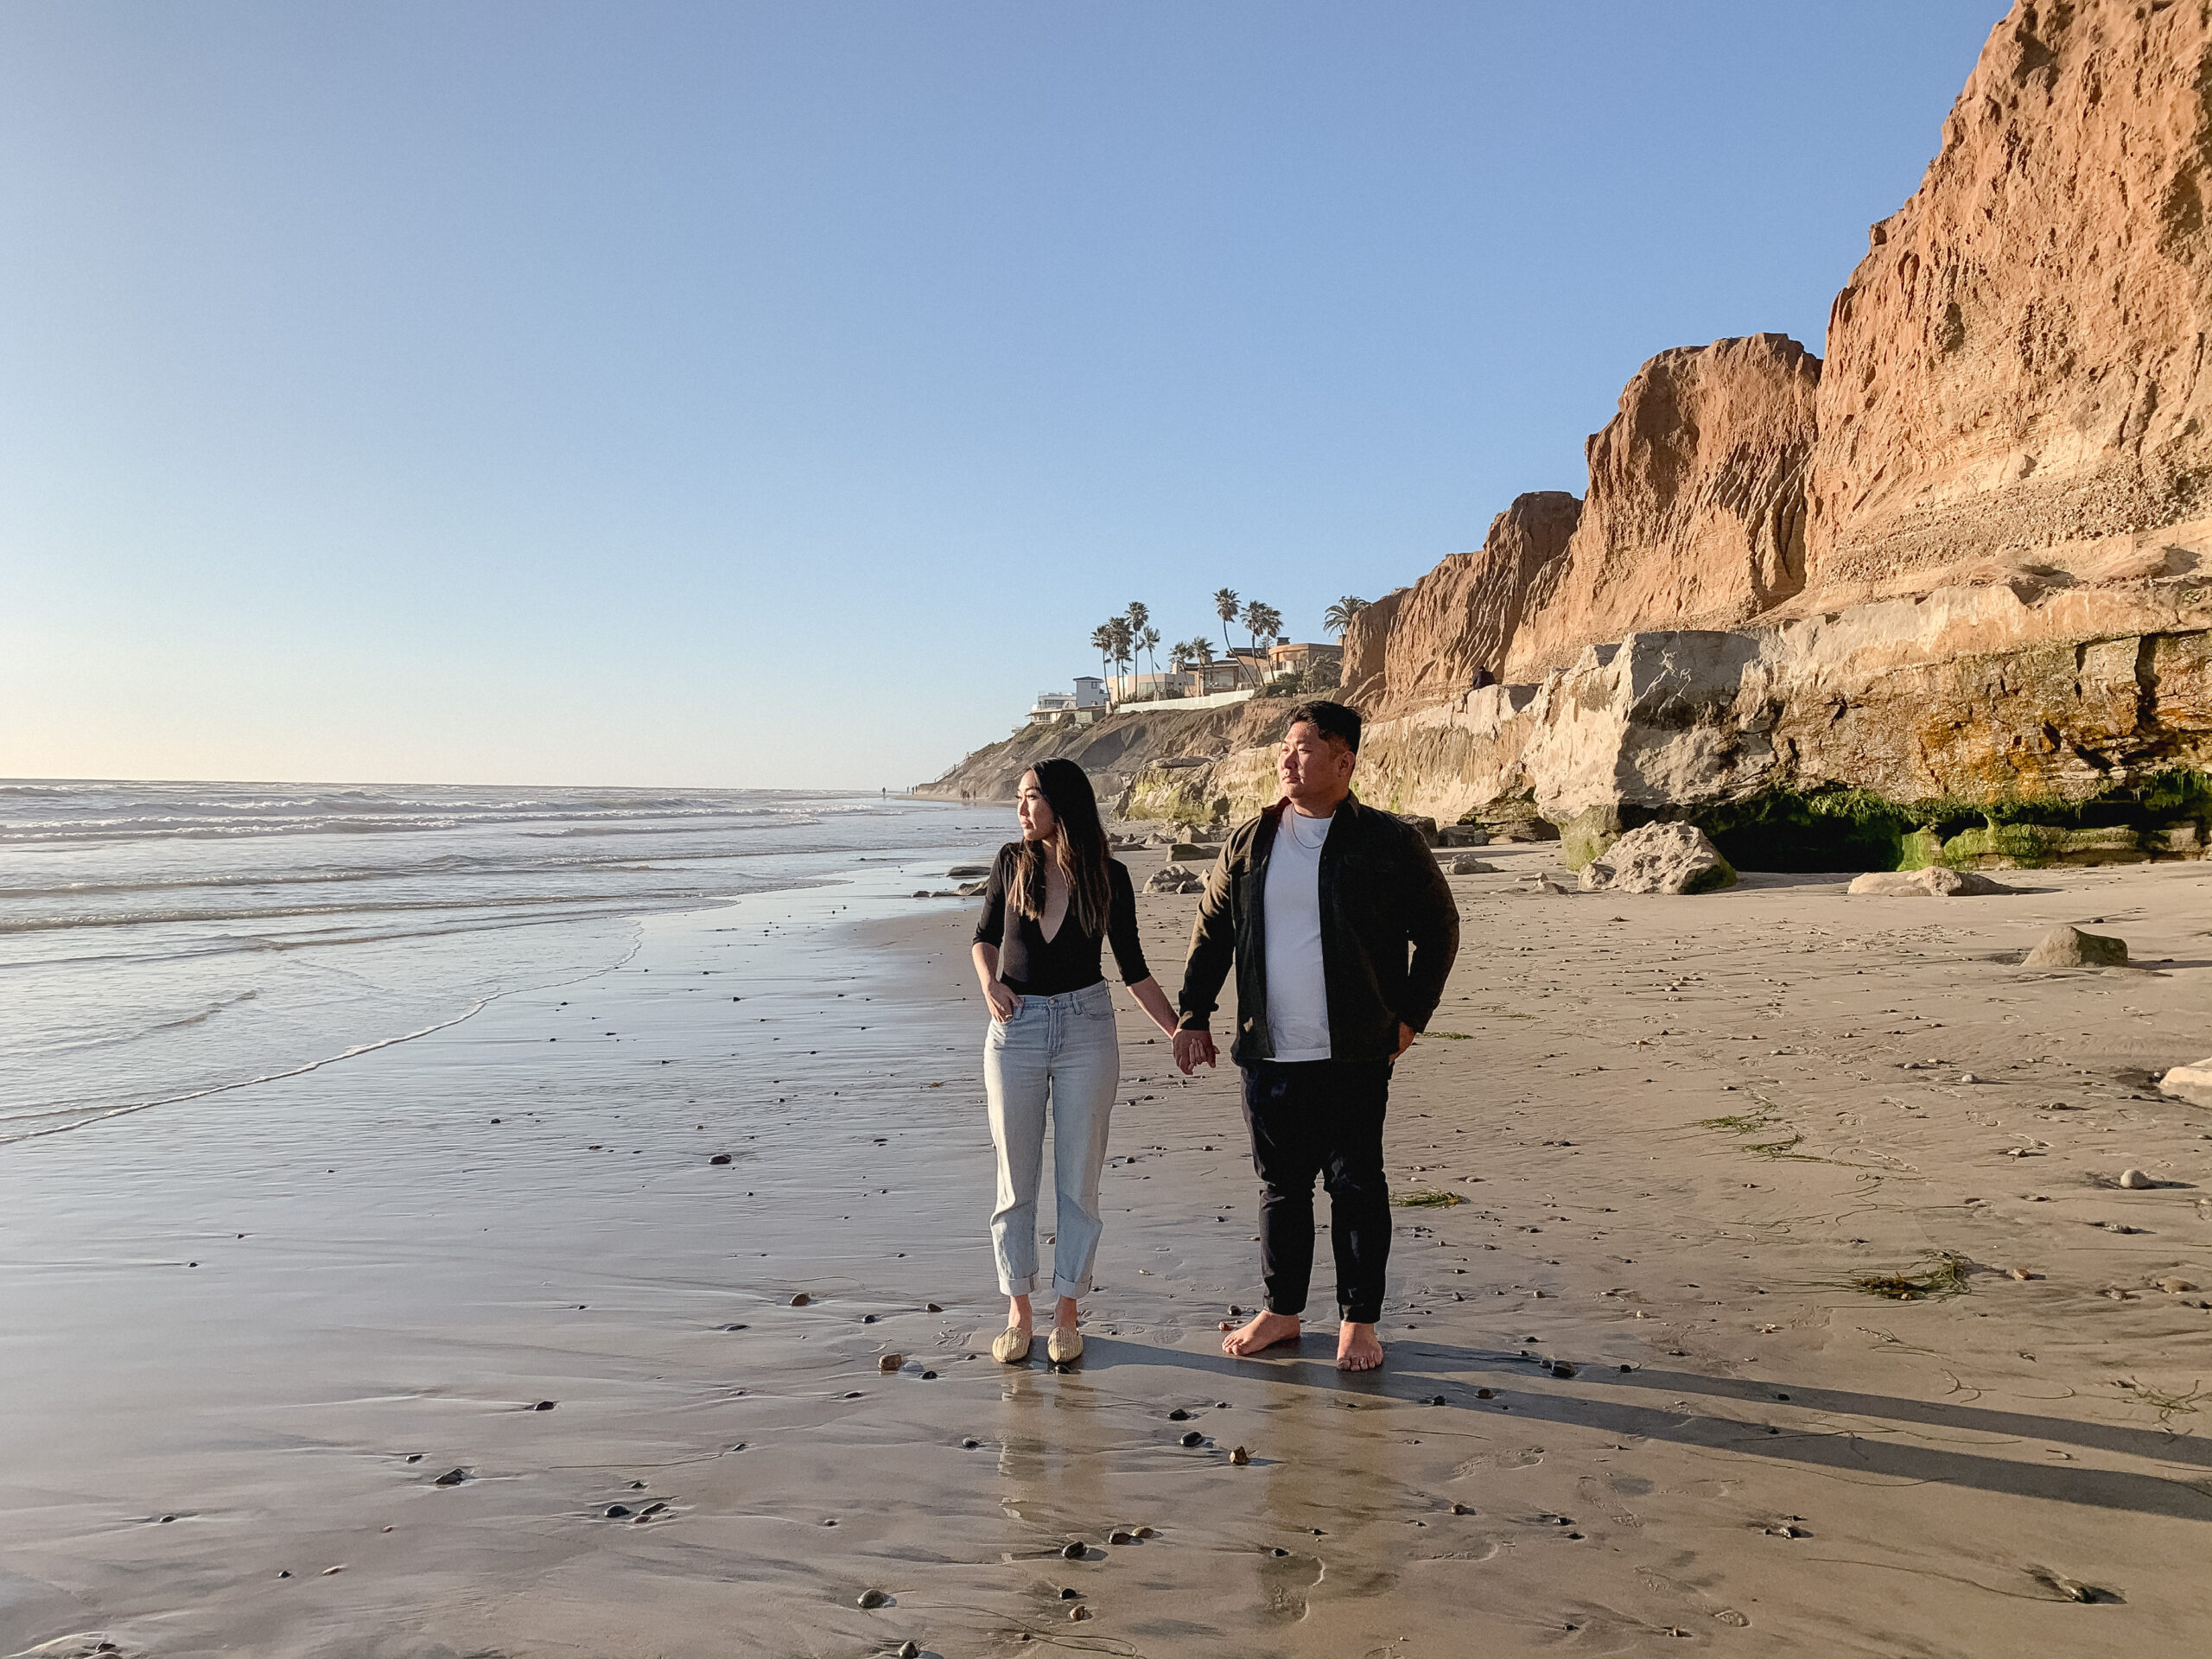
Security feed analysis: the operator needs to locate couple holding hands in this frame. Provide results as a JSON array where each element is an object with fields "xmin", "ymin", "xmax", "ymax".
[{"xmin": 968, "ymin": 700, "xmax": 1459, "ymax": 1372}]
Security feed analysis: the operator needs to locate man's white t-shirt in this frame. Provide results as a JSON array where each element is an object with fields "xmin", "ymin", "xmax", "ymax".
[{"xmin": 1262, "ymin": 809, "xmax": 1333, "ymax": 1060}]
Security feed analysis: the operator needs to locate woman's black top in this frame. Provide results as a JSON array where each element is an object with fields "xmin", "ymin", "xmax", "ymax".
[{"xmin": 973, "ymin": 845, "xmax": 1150, "ymax": 995}]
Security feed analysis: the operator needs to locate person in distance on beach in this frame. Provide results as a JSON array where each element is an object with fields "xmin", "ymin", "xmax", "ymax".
[
  {"xmin": 972, "ymin": 759, "xmax": 1180, "ymax": 1364},
  {"xmin": 1173, "ymin": 702, "xmax": 1459, "ymax": 1371}
]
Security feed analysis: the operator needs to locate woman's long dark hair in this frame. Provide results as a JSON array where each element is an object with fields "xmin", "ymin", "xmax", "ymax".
[{"xmin": 1007, "ymin": 758, "xmax": 1113, "ymax": 939}]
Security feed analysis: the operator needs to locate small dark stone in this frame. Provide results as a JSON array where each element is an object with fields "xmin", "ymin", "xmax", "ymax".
[
  {"xmin": 532, "ymin": 1400, "xmax": 556, "ymax": 1411},
  {"xmin": 962, "ymin": 1437, "xmax": 981, "ymax": 1448},
  {"xmin": 1109, "ymin": 1529, "xmax": 1138, "ymax": 1544},
  {"xmin": 630, "ymin": 1481, "xmax": 646, "ymax": 1489},
  {"xmin": 1168, "ymin": 1408, "xmax": 1191, "ymax": 1421},
  {"xmin": 1427, "ymin": 1394, "xmax": 1446, "ymax": 1405},
  {"xmin": 857, "ymin": 1587, "xmax": 891, "ymax": 1609},
  {"xmin": 926, "ymin": 1302, "xmax": 943, "ymax": 1313},
  {"xmin": 1618, "ymin": 1363, "xmax": 1631, "ymax": 1372},
  {"xmin": 1060, "ymin": 1541, "xmax": 1084, "ymax": 1560},
  {"xmin": 1774, "ymin": 1393, "xmax": 1789, "ymax": 1401},
  {"xmin": 862, "ymin": 1313, "xmax": 876, "ymax": 1324},
  {"xmin": 922, "ymin": 1370, "xmax": 938, "ymax": 1379},
  {"xmin": 898, "ymin": 1644, "xmax": 920, "ymax": 1659},
  {"xmin": 1059, "ymin": 1586, "xmax": 1080, "ymax": 1599},
  {"xmin": 1271, "ymin": 1547, "xmax": 1288, "ymax": 1557},
  {"xmin": 719, "ymin": 1322, "xmax": 749, "ymax": 1332},
  {"xmin": 709, "ymin": 1154, "xmax": 731, "ymax": 1165},
  {"xmin": 404, "ymin": 1453, "xmax": 422, "ymax": 1462},
  {"xmin": 277, "ymin": 1569, "xmax": 291, "ymax": 1578},
  {"xmin": 1550, "ymin": 1362, "xmax": 1576, "ymax": 1378},
  {"xmin": 159, "ymin": 1514, "xmax": 175, "ymax": 1522},
  {"xmin": 790, "ymin": 1293, "xmax": 810, "ymax": 1306},
  {"xmin": 1179, "ymin": 1431, "xmax": 1204, "ymax": 1447},
  {"xmin": 434, "ymin": 1467, "xmax": 469, "ymax": 1485},
  {"xmin": 1476, "ymin": 1388, "xmax": 1494, "ymax": 1400},
  {"xmin": 1452, "ymin": 1502, "xmax": 1471, "ymax": 1515},
  {"xmin": 606, "ymin": 1503, "xmax": 632, "ymax": 1517}
]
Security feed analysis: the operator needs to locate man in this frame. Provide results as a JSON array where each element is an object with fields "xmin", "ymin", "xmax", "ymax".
[{"xmin": 1173, "ymin": 700, "xmax": 1459, "ymax": 1371}]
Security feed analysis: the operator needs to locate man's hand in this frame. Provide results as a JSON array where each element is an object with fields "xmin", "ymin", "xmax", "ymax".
[
  {"xmin": 1392, "ymin": 1021, "xmax": 1417, "ymax": 1060},
  {"xmin": 1173, "ymin": 1028, "xmax": 1218, "ymax": 1074}
]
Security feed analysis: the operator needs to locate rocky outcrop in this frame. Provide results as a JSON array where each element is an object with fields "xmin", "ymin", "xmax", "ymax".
[
  {"xmin": 916, "ymin": 699, "xmax": 1290, "ymax": 810},
  {"xmin": 1504, "ymin": 334, "xmax": 1821, "ymax": 679},
  {"xmin": 1805, "ymin": 1, "xmax": 2212, "ymax": 603},
  {"xmin": 1343, "ymin": 493, "xmax": 1580, "ymax": 715}
]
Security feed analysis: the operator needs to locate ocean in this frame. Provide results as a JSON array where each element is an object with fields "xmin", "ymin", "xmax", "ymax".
[{"xmin": 0, "ymin": 779, "xmax": 1001, "ymax": 1141}]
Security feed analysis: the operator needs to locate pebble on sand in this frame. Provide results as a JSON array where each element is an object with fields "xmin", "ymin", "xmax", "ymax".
[
  {"xmin": 605, "ymin": 1504, "xmax": 632, "ymax": 1517},
  {"xmin": 1109, "ymin": 1529, "xmax": 1138, "ymax": 1544},
  {"xmin": 898, "ymin": 1643, "xmax": 919, "ymax": 1658},
  {"xmin": 2119, "ymin": 1168, "xmax": 2154, "ymax": 1189},
  {"xmin": 880, "ymin": 1353, "xmax": 904, "ymax": 1372},
  {"xmin": 857, "ymin": 1587, "xmax": 891, "ymax": 1608},
  {"xmin": 926, "ymin": 1302, "xmax": 944, "ymax": 1313},
  {"xmin": 1179, "ymin": 1431, "xmax": 1204, "ymax": 1447},
  {"xmin": 2159, "ymin": 1276, "xmax": 2200, "ymax": 1294},
  {"xmin": 433, "ymin": 1468, "xmax": 469, "ymax": 1485},
  {"xmin": 1069, "ymin": 1605, "xmax": 1093, "ymax": 1621},
  {"xmin": 790, "ymin": 1293, "xmax": 811, "ymax": 1306},
  {"xmin": 1230, "ymin": 1446, "xmax": 1251, "ymax": 1465},
  {"xmin": 1060, "ymin": 1541, "xmax": 1085, "ymax": 1560},
  {"xmin": 531, "ymin": 1400, "xmax": 556, "ymax": 1411},
  {"xmin": 709, "ymin": 1154, "xmax": 731, "ymax": 1165}
]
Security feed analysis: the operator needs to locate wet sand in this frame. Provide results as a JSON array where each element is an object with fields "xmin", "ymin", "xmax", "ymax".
[{"xmin": 3, "ymin": 847, "xmax": 2210, "ymax": 1656}]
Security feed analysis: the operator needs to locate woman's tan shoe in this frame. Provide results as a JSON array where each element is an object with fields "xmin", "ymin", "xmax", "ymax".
[
  {"xmin": 1046, "ymin": 1325, "xmax": 1084, "ymax": 1363},
  {"xmin": 991, "ymin": 1325, "xmax": 1033, "ymax": 1363}
]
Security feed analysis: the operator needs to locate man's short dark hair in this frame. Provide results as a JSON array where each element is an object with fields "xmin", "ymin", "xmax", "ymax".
[{"xmin": 1283, "ymin": 699, "xmax": 1362, "ymax": 753}]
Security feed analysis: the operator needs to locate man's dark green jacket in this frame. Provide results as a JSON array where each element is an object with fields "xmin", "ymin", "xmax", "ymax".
[{"xmin": 1175, "ymin": 791, "xmax": 1459, "ymax": 1065}]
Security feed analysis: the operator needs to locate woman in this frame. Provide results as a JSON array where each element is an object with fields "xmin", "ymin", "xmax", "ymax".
[{"xmin": 971, "ymin": 759, "xmax": 1179, "ymax": 1363}]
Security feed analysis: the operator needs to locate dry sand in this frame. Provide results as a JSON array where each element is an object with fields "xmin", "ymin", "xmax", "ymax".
[{"xmin": 3, "ymin": 847, "xmax": 2209, "ymax": 1656}]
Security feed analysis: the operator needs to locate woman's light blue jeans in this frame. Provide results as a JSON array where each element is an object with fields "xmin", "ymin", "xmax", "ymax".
[{"xmin": 983, "ymin": 979, "xmax": 1120, "ymax": 1300}]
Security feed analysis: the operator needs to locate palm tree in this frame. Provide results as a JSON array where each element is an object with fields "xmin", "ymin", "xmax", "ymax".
[
  {"xmin": 1212, "ymin": 588, "xmax": 1239, "ymax": 654},
  {"xmin": 1322, "ymin": 594, "xmax": 1369, "ymax": 637},
  {"xmin": 1241, "ymin": 599, "xmax": 1281, "ymax": 647},
  {"xmin": 1090, "ymin": 622, "xmax": 1115, "ymax": 687},
  {"xmin": 1138, "ymin": 624, "xmax": 1161, "ymax": 678},
  {"xmin": 1107, "ymin": 615, "xmax": 1135, "ymax": 694},
  {"xmin": 1184, "ymin": 636, "xmax": 1214, "ymax": 666},
  {"xmin": 1124, "ymin": 601, "xmax": 1150, "ymax": 671}
]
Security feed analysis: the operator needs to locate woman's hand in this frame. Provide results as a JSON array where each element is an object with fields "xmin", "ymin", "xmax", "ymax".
[{"xmin": 983, "ymin": 979, "xmax": 1021, "ymax": 1023}]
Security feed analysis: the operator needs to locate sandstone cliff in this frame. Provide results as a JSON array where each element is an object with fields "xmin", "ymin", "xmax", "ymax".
[
  {"xmin": 1805, "ymin": 0, "xmax": 2212, "ymax": 605},
  {"xmin": 927, "ymin": 0, "xmax": 2212, "ymax": 871},
  {"xmin": 915, "ymin": 698, "xmax": 1290, "ymax": 812},
  {"xmin": 1503, "ymin": 334, "xmax": 1821, "ymax": 679},
  {"xmin": 1341, "ymin": 491, "xmax": 1580, "ymax": 716}
]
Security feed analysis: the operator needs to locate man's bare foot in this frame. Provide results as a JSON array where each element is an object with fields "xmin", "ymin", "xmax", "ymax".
[
  {"xmin": 1220, "ymin": 1310, "xmax": 1302, "ymax": 1357},
  {"xmin": 1337, "ymin": 1321, "xmax": 1383, "ymax": 1371}
]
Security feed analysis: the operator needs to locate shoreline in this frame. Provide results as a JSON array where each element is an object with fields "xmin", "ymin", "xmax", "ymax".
[{"xmin": 2, "ymin": 843, "xmax": 2209, "ymax": 1655}]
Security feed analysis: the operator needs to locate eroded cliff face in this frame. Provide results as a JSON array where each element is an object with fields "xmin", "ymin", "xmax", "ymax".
[
  {"xmin": 1804, "ymin": 0, "xmax": 2212, "ymax": 602},
  {"xmin": 1503, "ymin": 334, "xmax": 1821, "ymax": 679},
  {"xmin": 1342, "ymin": 492, "xmax": 1580, "ymax": 717},
  {"xmin": 928, "ymin": 0, "xmax": 2212, "ymax": 868}
]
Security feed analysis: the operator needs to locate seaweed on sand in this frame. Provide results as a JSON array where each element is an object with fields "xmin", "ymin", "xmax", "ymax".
[
  {"xmin": 1846, "ymin": 1253, "xmax": 1973, "ymax": 1300},
  {"xmin": 1394, "ymin": 1189, "xmax": 1466, "ymax": 1208}
]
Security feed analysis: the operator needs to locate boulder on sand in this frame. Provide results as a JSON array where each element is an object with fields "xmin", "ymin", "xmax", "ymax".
[
  {"xmin": 1145, "ymin": 863, "xmax": 1205, "ymax": 895},
  {"xmin": 1577, "ymin": 823, "xmax": 1736, "ymax": 895},
  {"xmin": 2158, "ymin": 1058, "xmax": 2212, "ymax": 1103},
  {"xmin": 2023, "ymin": 925, "xmax": 2128, "ymax": 969},
  {"xmin": 1848, "ymin": 868, "xmax": 2019, "ymax": 897},
  {"xmin": 1447, "ymin": 855, "xmax": 1500, "ymax": 875}
]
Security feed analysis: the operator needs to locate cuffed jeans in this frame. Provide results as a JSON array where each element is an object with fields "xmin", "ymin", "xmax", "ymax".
[
  {"xmin": 1240, "ymin": 1058, "xmax": 1392, "ymax": 1324},
  {"xmin": 983, "ymin": 980, "xmax": 1120, "ymax": 1300}
]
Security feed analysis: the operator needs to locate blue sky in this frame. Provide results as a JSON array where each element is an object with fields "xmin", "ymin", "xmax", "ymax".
[{"xmin": 0, "ymin": 1, "xmax": 2006, "ymax": 788}]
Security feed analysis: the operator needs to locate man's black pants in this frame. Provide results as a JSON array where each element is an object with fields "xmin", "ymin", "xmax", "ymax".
[{"xmin": 1238, "ymin": 1058, "xmax": 1391, "ymax": 1325}]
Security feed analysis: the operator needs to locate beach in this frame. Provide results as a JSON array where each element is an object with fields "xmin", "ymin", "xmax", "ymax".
[{"xmin": 4, "ymin": 834, "xmax": 2211, "ymax": 1657}]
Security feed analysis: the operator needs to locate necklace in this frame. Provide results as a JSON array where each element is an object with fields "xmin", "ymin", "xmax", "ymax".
[{"xmin": 1287, "ymin": 810, "xmax": 1332, "ymax": 849}]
